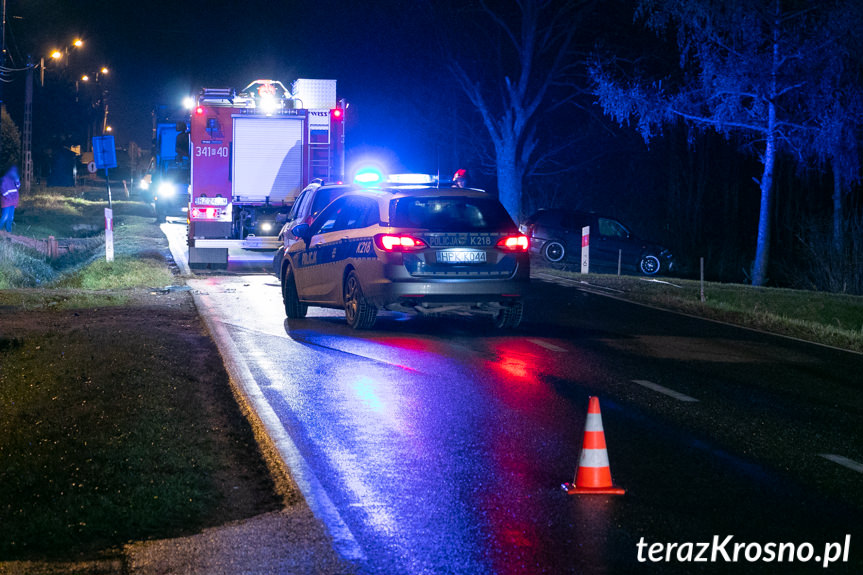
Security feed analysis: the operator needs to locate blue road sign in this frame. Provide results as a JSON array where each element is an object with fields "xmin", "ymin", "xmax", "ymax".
[{"xmin": 92, "ymin": 135, "xmax": 117, "ymax": 170}]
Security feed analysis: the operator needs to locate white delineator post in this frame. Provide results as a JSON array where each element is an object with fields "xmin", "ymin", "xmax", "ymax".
[
  {"xmin": 581, "ymin": 226, "xmax": 590, "ymax": 274},
  {"xmin": 105, "ymin": 208, "xmax": 114, "ymax": 262}
]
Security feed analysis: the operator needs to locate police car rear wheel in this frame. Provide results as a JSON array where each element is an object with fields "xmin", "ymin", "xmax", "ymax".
[
  {"xmin": 492, "ymin": 301, "xmax": 524, "ymax": 329},
  {"xmin": 282, "ymin": 266, "xmax": 307, "ymax": 318},
  {"xmin": 344, "ymin": 271, "xmax": 377, "ymax": 329}
]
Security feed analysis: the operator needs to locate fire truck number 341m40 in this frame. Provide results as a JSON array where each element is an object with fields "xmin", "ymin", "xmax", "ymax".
[{"xmin": 186, "ymin": 78, "xmax": 345, "ymax": 270}]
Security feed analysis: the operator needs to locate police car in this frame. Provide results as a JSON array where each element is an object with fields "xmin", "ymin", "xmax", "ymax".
[{"xmin": 277, "ymin": 186, "xmax": 530, "ymax": 329}]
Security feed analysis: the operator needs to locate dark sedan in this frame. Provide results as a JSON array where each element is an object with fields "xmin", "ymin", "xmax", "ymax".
[{"xmin": 519, "ymin": 209, "xmax": 675, "ymax": 275}]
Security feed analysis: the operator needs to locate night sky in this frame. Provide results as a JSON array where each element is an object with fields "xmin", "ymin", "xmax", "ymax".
[
  {"xmin": 4, "ymin": 0, "xmax": 858, "ymax": 288},
  {"xmin": 4, "ymin": 0, "xmax": 441, "ymax": 171}
]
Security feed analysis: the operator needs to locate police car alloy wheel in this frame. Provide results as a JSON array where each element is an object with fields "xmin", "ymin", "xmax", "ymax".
[{"xmin": 344, "ymin": 271, "xmax": 377, "ymax": 329}]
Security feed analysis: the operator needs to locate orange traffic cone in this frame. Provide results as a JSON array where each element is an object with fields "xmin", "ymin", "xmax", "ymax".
[{"xmin": 562, "ymin": 396, "xmax": 625, "ymax": 495}]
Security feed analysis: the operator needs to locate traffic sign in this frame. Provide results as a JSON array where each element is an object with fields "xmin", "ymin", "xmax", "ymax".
[
  {"xmin": 87, "ymin": 161, "xmax": 97, "ymax": 174},
  {"xmin": 92, "ymin": 135, "xmax": 117, "ymax": 169}
]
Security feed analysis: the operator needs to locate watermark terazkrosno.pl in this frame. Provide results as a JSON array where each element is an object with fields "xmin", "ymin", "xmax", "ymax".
[{"xmin": 637, "ymin": 535, "xmax": 851, "ymax": 568}]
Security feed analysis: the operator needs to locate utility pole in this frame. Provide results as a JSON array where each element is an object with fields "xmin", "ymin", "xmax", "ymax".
[
  {"xmin": 0, "ymin": 0, "xmax": 6, "ymax": 109},
  {"xmin": 23, "ymin": 56, "xmax": 33, "ymax": 192}
]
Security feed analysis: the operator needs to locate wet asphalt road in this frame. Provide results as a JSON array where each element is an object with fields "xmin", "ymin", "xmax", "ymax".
[{"xmin": 187, "ymin": 269, "xmax": 862, "ymax": 574}]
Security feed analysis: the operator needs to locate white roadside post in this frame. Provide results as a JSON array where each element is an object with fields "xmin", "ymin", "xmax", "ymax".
[
  {"xmin": 581, "ymin": 226, "xmax": 590, "ymax": 274},
  {"xmin": 92, "ymin": 136, "xmax": 118, "ymax": 263},
  {"xmin": 105, "ymin": 208, "xmax": 114, "ymax": 262}
]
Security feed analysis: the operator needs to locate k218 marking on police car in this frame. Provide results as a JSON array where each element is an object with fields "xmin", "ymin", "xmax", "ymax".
[
  {"xmin": 636, "ymin": 535, "xmax": 851, "ymax": 568},
  {"xmin": 426, "ymin": 234, "xmax": 496, "ymax": 247},
  {"xmin": 295, "ymin": 238, "xmax": 377, "ymax": 269}
]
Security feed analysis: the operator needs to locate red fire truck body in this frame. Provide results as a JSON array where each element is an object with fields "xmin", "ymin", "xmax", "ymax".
[{"xmin": 187, "ymin": 79, "xmax": 344, "ymax": 269}]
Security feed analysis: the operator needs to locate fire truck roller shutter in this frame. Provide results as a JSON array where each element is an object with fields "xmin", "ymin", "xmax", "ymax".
[{"xmin": 232, "ymin": 116, "xmax": 304, "ymax": 204}]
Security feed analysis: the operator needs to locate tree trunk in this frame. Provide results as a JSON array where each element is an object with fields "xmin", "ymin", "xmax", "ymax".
[
  {"xmin": 495, "ymin": 141, "xmax": 522, "ymax": 221},
  {"xmin": 753, "ymin": 5, "xmax": 780, "ymax": 287},
  {"xmin": 752, "ymin": 105, "xmax": 776, "ymax": 287},
  {"xmin": 832, "ymin": 162, "xmax": 844, "ymax": 255}
]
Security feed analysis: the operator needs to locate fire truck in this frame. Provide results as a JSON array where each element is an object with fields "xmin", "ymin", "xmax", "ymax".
[{"xmin": 187, "ymin": 79, "xmax": 345, "ymax": 269}]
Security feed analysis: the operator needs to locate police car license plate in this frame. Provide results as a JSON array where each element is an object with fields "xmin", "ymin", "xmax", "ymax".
[{"xmin": 438, "ymin": 250, "xmax": 487, "ymax": 264}]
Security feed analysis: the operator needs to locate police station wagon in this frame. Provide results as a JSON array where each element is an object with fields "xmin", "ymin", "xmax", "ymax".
[{"xmin": 277, "ymin": 187, "xmax": 530, "ymax": 329}]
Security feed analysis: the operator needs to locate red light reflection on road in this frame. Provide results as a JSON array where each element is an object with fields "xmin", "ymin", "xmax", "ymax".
[
  {"xmin": 486, "ymin": 339, "xmax": 559, "ymax": 415},
  {"xmin": 374, "ymin": 336, "xmax": 437, "ymax": 353},
  {"xmin": 476, "ymin": 338, "xmax": 594, "ymax": 573}
]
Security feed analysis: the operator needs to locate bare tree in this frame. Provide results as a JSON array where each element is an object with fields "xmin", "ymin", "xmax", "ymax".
[{"xmin": 442, "ymin": 0, "xmax": 587, "ymax": 219}]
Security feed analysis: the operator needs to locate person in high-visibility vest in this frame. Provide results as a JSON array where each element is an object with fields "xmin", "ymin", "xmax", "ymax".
[{"xmin": 0, "ymin": 166, "xmax": 21, "ymax": 233}]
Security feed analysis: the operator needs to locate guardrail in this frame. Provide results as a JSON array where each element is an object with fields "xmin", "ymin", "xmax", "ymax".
[{"xmin": 0, "ymin": 232, "xmax": 93, "ymax": 259}]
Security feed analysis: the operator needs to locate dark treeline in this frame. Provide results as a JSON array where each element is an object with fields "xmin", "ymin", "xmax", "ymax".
[
  {"xmin": 425, "ymin": 0, "xmax": 862, "ymax": 292},
  {"xmin": 1, "ymin": 0, "xmax": 859, "ymax": 292}
]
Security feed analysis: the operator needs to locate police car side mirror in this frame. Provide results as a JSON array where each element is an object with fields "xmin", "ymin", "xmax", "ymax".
[{"xmin": 291, "ymin": 223, "xmax": 311, "ymax": 243}]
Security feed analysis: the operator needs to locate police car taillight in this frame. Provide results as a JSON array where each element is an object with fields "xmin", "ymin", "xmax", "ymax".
[
  {"xmin": 374, "ymin": 234, "xmax": 428, "ymax": 252},
  {"xmin": 496, "ymin": 235, "xmax": 529, "ymax": 252}
]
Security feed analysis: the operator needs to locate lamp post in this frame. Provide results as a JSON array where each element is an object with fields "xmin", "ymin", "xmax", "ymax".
[
  {"xmin": 1, "ymin": 0, "xmax": 7, "ymax": 110},
  {"xmin": 76, "ymin": 66, "xmax": 111, "ymax": 150},
  {"xmin": 33, "ymin": 39, "xmax": 97, "ymax": 187}
]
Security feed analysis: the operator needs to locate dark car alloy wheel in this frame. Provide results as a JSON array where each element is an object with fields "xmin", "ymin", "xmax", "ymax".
[
  {"xmin": 543, "ymin": 240, "xmax": 566, "ymax": 263},
  {"xmin": 639, "ymin": 254, "xmax": 661, "ymax": 275}
]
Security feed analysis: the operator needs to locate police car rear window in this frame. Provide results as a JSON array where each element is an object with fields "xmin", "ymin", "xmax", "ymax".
[
  {"xmin": 311, "ymin": 186, "xmax": 352, "ymax": 217},
  {"xmin": 390, "ymin": 197, "xmax": 515, "ymax": 232}
]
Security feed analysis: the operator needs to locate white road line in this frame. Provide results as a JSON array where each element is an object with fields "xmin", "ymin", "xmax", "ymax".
[
  {"xmin": 533, "ymin": 272, "xmax": 578, "ymax": 285},
  {"xmin": 631, "ymin": 379, "xmax": 699, "ymax": 402},
  {"xmin": 528, "ymin": 338, "xmax": 567, "ymax": 352},
  {"xmin": 819, "ymin": 454, "xmax": 863, "ymax": 473}
]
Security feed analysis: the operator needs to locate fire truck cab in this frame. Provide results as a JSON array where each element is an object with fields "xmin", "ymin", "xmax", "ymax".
[{"xmin": 187, "ymin": 78, "xmax": 345, "ymax": 269}]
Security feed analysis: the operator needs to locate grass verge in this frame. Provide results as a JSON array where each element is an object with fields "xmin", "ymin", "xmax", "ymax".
[
  {"xmin": 0, "ymin": 187, "xmax": 284, "ymax": 566},
  {"xmin": 538, "ymin": 266, "xmax": 863, "ymax": 353},
  {"xmin": 1, "ymin": 187, "xmax": 171, "ymax": 289},
  {"xmin": 0, "ymin": 294, "xmax": 281, "ymax": 562}
]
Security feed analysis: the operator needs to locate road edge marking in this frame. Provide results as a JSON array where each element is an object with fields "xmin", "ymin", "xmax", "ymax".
[
  {"xmin": 531, "ymin": 275, "xmax": 863, "ymax": 356},
  {"xmin": 631, "ymin": 379, "xmax": 699, "ymax": 402},
  {"xmin": 528, "ymin": 338, "xmax": 567, "ymax": 352},
  {"xmin": 160, "ymin": 222, "xmax": 192, "ymax": 277},
  {"xmin": 819, "ymin": 454, "xmax": 863, "ymax": 473},
  {"xmin": 193, "ymin": 291, "xmax": 365, "ymax": 561}
]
